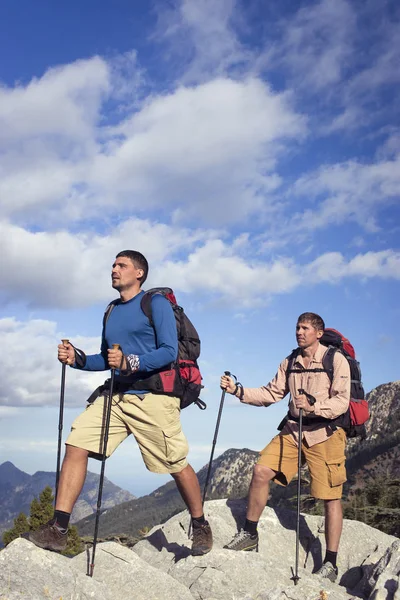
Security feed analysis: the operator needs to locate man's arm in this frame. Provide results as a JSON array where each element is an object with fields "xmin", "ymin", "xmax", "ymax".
[
  {"xmin": 312, "ymin": 352, "xmax": 350, "ymax": 419},
  {"xmin": 231, "ymin": 358, "xmax": 290, "ymax": 407}
]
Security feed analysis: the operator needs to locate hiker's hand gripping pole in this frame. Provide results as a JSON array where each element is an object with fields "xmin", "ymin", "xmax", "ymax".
[
  {"xmin": 55, "ymin": 339, "xmax": 69, "ymax": 504},
  {"xmin": 89, "ymin": 343, "xmax": 120, "ymax": 578},
  {"xmin": 295, "ymin": 388, "xmax": 317, "ymax": 412},
  {"xmin": 291, "ymin": 388, "xmax": 317, "ymax": 586},
  {"xmin": 202, "ymin": 371, "xmax": 236, "ymax": 505}
]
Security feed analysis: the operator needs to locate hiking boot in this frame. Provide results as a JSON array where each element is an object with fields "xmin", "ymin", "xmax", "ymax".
[
  {"xmin": 192, "ymin": 521, "xmax": 213, "ymax": 556},
  {"xmin": 21, "ymin": 520, "xmax": 67, "ymax": 552},
  {"xmin": 315, "ymin": 561, "xmax": 338, "ymax": 582},
  {"xmin": 223, "ymin": 529, "xmax": 259, "ymax": 552}
]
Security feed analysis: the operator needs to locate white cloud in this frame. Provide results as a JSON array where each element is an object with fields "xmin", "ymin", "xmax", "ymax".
[
  {"xmin": 0, "ymin": 57, "xmax": 109, "ymax": 143},
  {"xmin": 0, "ymin": 55, "xmax": 305, "ymax": 226},
  {"xmin": 154, "ymin": 0, "xmax": 251, "ymax": 83},
  {"xmin": 306, "ymin": 250, "xmax": 400, "ymax": 282},
  {"xmin": 0, "ymin": 317, "xmax": 105, "ymax": 407},
  {"xmin": 276, "ymin": 0, "xmax": 355, "ymax": 91},
  {"xmin": 0, "ymin": 218, "xmax": 210, "ymax": 308},
  {"xmin": 89, "ymin": 77, "xmax": 305, "ymax": 223},
  {"xmin": 291, "ymin": 154, "xmax": 400, "ymax": 233},
  {"xmin": 1, "ymin": 211, "xmax": 399, "ymax": 312}
]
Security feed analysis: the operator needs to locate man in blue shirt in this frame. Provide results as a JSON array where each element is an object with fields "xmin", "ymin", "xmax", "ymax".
[{"xmin": 24, "ymin": 250, "xmax": 213, "ymax": 556}]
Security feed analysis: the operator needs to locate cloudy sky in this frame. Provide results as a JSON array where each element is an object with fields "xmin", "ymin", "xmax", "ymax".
[{"xmin": 0, "ymin": 0, "xmax": 399, "ymax": 497}]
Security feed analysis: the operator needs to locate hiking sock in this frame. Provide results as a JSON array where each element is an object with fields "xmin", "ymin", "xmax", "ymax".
[
  {"xmin": 53, "ymin": 510, "xmax": 71, "ymax": 532},
  {"xmin": 324, "ymin": 550, "xmax": 338, "ymax": 568},
  {"xmin": 244, "ymin": 519, "xmax": 258, "ymax": 536},
  {"xmin": 192, "ymin": 515, "xmax": 206, "ymax": 529}
]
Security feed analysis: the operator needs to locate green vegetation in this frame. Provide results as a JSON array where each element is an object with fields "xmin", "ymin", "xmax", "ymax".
[
  {"xmin": 2, "ymin": 485, "xmax": 84, "ymax": 556},
  {"xmin": 343, "ymin": 478, "xmax": 400, "ymax": 537}
]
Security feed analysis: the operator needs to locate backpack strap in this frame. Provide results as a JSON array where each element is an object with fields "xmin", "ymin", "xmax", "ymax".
[
  {"xmin": 103, "ymin": 299, "xmax": 119, "ymax": 331},
  {"xmin": 321, "ymin": 346, "xmax": 337, "ymax": 385},
  {"xmin": 285, "ymin": 348, "xmax": 332, "ymax": 379},
  {"xmin": 280, "ymin": 346, "xmax": 338, "ymax": 431}
]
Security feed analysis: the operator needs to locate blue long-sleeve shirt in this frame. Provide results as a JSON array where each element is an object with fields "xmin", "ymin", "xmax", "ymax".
[{"xmin": 74, "ymin": 291, "xmax": 178, "ymax": 393}]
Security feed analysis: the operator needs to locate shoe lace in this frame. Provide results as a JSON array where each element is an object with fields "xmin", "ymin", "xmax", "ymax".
[
  {"xmin": 318, "ymin": 563, "xmax": 335, "ymax": 576},
  {"xmin": 192, "ymin": 523, "xmax": 209, "ymax": 544},
  {"xmin": 229, "ymin": 529, "xmax": 249, "ymax": 548}
]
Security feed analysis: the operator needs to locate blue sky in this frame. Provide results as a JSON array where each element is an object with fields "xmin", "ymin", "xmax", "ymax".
[{"xmin": 0, "ymin": 0, "xmax": 399, "ymax": 497}]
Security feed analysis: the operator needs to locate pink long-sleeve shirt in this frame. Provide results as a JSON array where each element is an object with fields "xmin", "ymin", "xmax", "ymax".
[{"xmin": 237, "ymin": 342, "xmax": 350, "ymax": 447}]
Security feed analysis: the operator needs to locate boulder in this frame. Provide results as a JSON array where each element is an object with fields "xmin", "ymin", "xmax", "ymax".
[
  {"xmin": 1, "ymin": 499, "xmax": 398, "ymax": 600},
  {"xmin": 134, "ymin": 498, "xmax": 398, "ymax": 599}
]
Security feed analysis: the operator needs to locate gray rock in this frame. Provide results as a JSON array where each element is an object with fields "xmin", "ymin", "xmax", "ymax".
[
  {"xmin": 1, "ymin": 499, "xmax": 398, "ymax": 600},
  {"xmin": 71, "ymin": 541, "xmax": 194, "ymax": 600},
  {"xmin": 134, "ymin": 498, "xmax": 398, "ymax": 599},
  {"xmin": 355, "ymin": 539, "xmax": 400, "ymax": 600},
  {"xmin": 0, "ymin": 538, "xmax": 112, "ymax": 600}
]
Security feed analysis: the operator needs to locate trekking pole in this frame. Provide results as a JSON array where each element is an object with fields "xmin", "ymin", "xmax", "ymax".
[
  {"xmin": 89, "ymin": 343, "xmax": 120, "ymax": 578},
  {"xmin": 292, "ymin": 388, "xmax": 316, "ymax": 586},
  {"xmin": 55, "ymin": 339, "xmax": 69, "ymax": 505},
  {"xmin": 202, "ymin": 371, "xmax": 235, "ymax": 504}
]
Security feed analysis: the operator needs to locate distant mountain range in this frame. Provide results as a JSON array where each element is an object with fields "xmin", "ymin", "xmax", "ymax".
[
  {"xmin": 76, "ymin": 380, "xmax": 400, "ymax": 542},
  {"xmin": 0, "ymin": 462, "xmax": 135, "ymax": 541}
]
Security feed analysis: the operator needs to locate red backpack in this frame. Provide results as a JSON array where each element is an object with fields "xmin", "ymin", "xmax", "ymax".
[
  {"xmin": 319, "ymin": 328, "xmax": 369, "ymax": 438},
  {"xmin": 104, "ymin": 287, "xmax": 206, "ymax": 410}
]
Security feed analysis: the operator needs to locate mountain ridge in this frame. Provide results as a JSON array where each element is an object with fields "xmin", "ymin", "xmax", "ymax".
[{"xmin": 0, "ymin": 462, "xmax": 135, "ymax": 541}]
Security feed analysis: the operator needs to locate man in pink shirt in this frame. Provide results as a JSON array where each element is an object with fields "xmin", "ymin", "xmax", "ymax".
[{"xmin": 220, "ymin": 312, "xmax": 350, "ymax": 582}]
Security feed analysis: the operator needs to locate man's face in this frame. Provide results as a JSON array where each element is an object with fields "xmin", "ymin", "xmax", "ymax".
[
  {"xmin": 296, "ymin": 321, "xmax": 322, "ymax": 349},
  {"xmin": 111, "ymin": 257, "xmax": 143, "ymax": 291}
]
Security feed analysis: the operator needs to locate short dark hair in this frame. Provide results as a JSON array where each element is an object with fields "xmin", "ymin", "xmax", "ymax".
[
  {"xmin": 297, "ymin": 312, "xmax": 325, "ymax": 332},
  {"xmin": 116, "ymin": 250, "xmax": 149, "ymax": 284}
]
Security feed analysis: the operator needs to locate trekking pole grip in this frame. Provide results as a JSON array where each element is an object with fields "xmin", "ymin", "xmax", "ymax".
[
  {"xmin": 61, "ymin": 338, "xmax": 69, "ymax": 345},
  {"xmin": 112, "ymin": 343, "xmax": 120, "ymax": 350},
  {"xmin": 298, "ymin": 388, "xmax": 316, "ymax": 406}
]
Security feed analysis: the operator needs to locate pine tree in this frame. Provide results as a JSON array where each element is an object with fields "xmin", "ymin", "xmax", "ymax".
[
  {"xmin": 2, "ymin": 512, "xmax": 30, "ymax": 546},
  {"xmin": 29, "ymin": 486, "xmax": 54, "ymax": 530},
  {"xmin": 64, "ymin": 525, "xmax": 84, "ymax": 556}
]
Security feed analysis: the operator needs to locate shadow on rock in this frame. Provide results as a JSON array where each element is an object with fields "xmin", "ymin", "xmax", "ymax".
[{"xmin": 143, "ymin": 527, "xmax": 192, "ymax": 562}]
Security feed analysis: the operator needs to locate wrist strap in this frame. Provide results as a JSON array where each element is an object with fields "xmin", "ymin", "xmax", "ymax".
[{"xmin": 233, "ymin": 382, "xmax": 244, "ymax": 399}]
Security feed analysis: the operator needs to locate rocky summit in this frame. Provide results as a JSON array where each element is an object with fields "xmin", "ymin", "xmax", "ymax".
[{"xmin": 1, "ymin": 499, "xmax": 399, "ymax": 600}]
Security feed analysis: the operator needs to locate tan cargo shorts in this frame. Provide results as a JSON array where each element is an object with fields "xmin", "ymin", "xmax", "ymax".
[
  {"xmin": 66, "ymin": 392, "xmax": 189, "ymax": 474},
  {"xmin": 258, "ymin": 428, "xmax": 347, "ymax": 500}
]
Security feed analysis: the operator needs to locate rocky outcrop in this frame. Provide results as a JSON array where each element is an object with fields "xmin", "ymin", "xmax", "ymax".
[{"xmin": 1, "ymin": 499, "xmax": 399, "ymax": 600}]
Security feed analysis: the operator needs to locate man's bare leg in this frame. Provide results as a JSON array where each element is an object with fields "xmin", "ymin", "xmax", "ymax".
[
  {"xmin": 246, "ymin": 464, "xmax": 276, "ymax": 521},
  {"xmin": 55, "ymin": 444, "xmax": 89, "ymax": 513},
  {"xmin": 172, "ymin": 464, "xmax": 213, "ymax": 555},
  {"xmin": 171, "ymin": 464, "xmax": 203, "ymax": 517},
  {"xmin": 22, "ymin": 444, "xmax": 89, "ymax": 550},
  {"xmin": 324, "ymin": 498, "xmax": 342, "ymax": 552},
  {"xmin": 224, "ymin": 464, "xmax": 276, "ymax": 551},
  {"xmin": 313, "ymin": 498, "xmax": 342, "ymax": 580}
]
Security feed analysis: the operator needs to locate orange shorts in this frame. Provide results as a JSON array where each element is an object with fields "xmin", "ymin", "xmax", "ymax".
[{"xmin": 258, "ymin": 428, "xmax": 347, "ymax": 500}]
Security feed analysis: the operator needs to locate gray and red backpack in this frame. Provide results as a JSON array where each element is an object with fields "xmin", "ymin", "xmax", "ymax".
[{"xmin": 286, "ymin": 328, "xmax": 369, "ymax": 438}]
